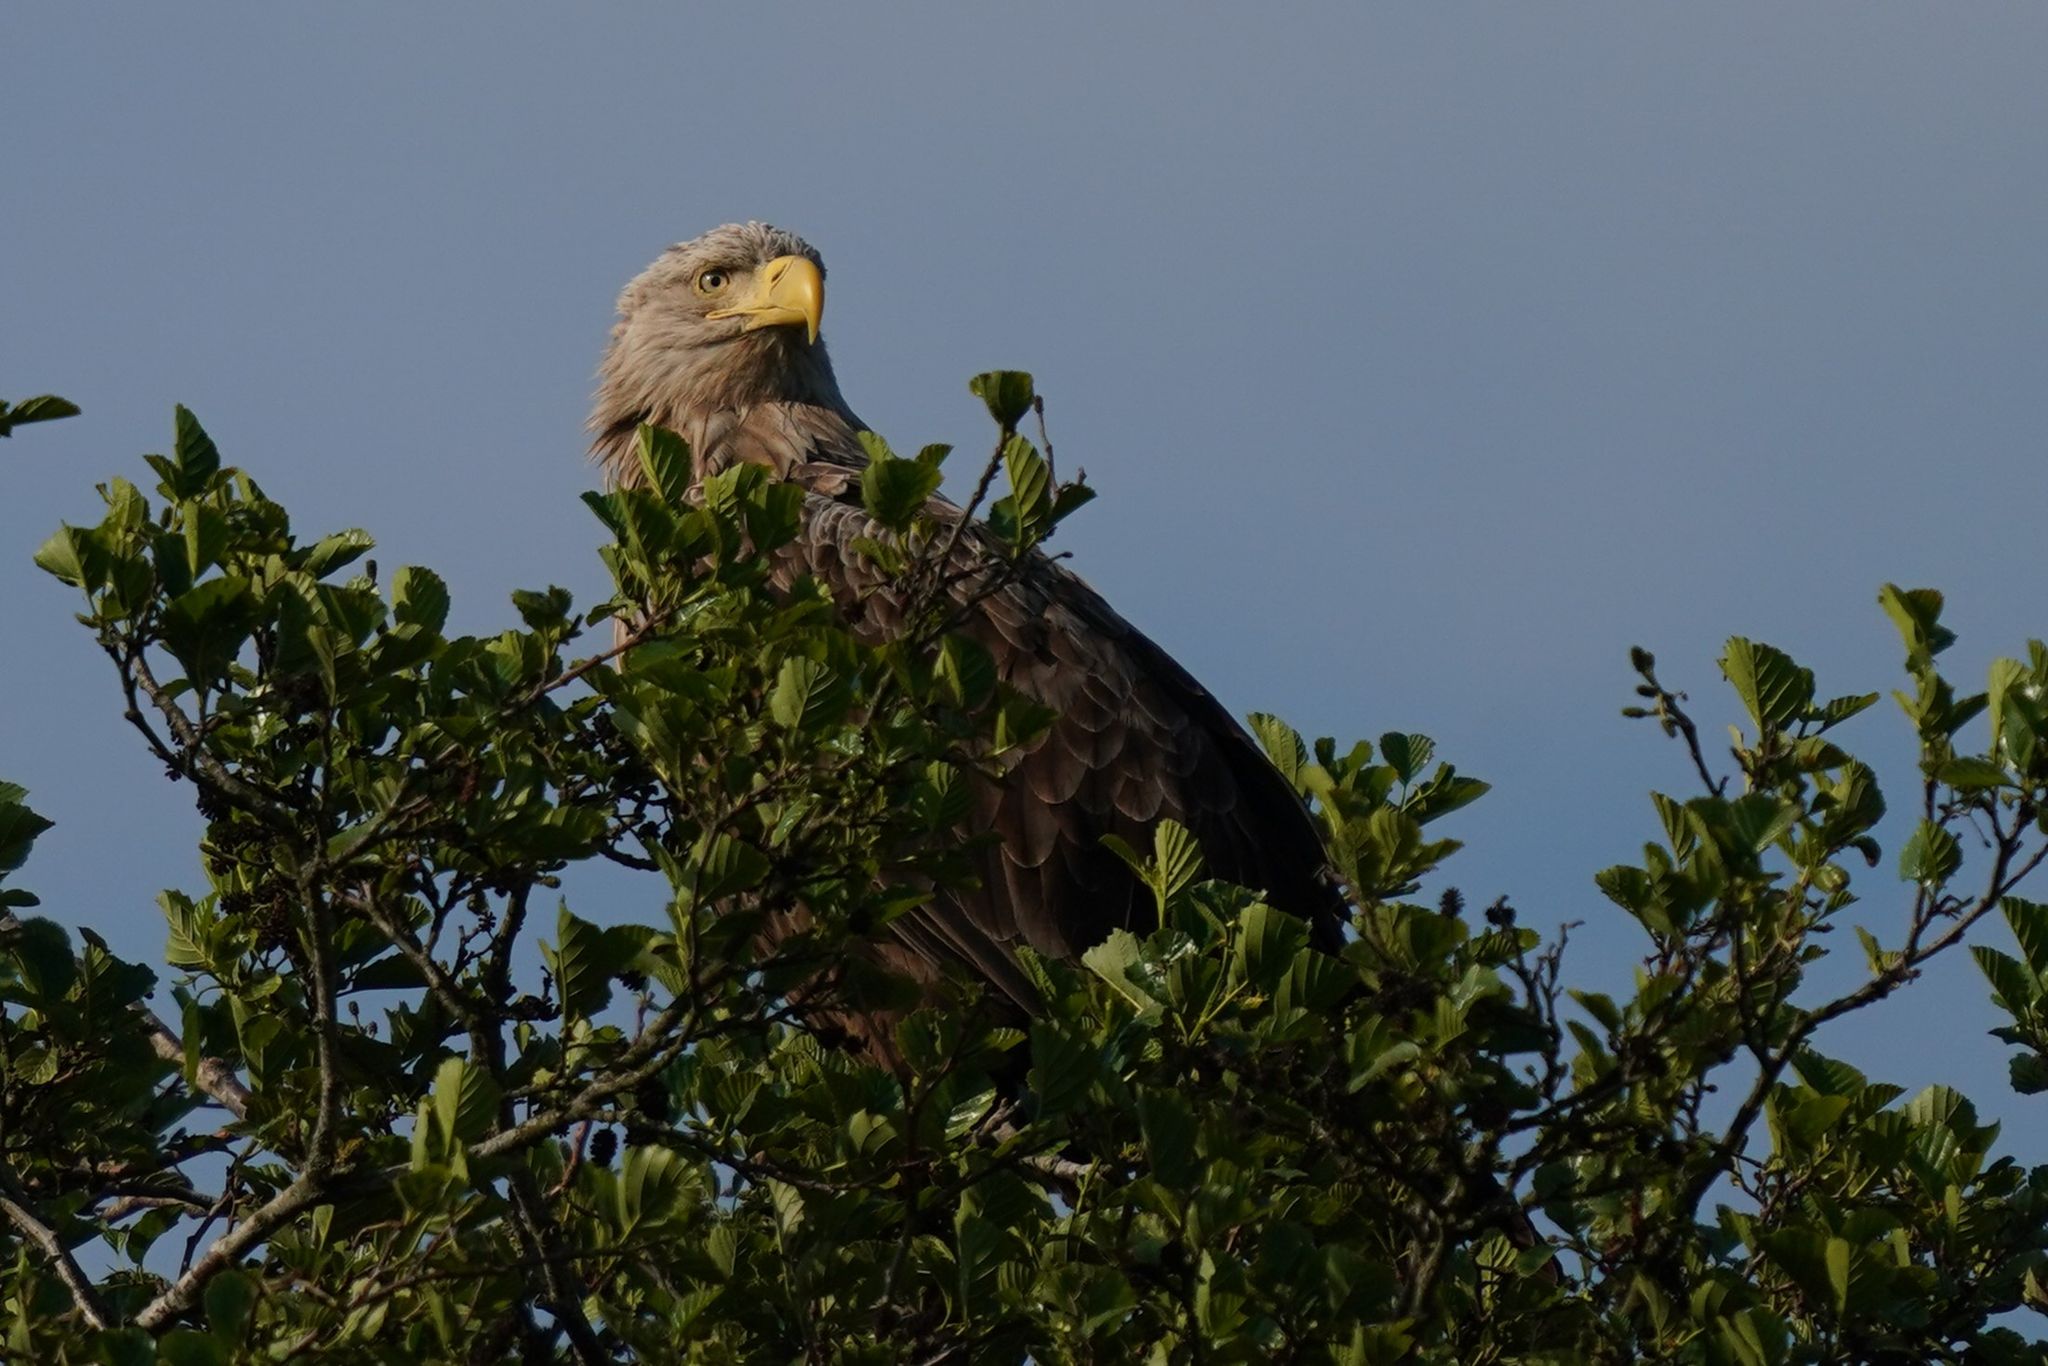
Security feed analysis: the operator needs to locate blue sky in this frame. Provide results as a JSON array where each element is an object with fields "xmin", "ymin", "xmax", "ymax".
[{"xmin": 5, "ymin": 5, "xmax": 2048, "ymax": 1151}]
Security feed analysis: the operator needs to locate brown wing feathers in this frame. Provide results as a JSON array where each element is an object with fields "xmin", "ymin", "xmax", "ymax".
[{"xmin": 785, "ymin": 465, "xmax": 1346, "ymax": 996}]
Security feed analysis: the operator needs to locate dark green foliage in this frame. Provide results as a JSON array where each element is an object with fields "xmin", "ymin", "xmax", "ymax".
[
  {"xmin": 0, "ymin": 392, "xmax": 81, "ymax": 436},
  {"xmin": 2, "ymin": 390, "xmax": 2048, "ymax": 1361}
]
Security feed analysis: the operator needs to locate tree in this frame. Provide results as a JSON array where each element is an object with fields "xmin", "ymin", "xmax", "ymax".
[{"xmin": 3, "ymin": 385, "xmax": 2048, "ymax": 1364}]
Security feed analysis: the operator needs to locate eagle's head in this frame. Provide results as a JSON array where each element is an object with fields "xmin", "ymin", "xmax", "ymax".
[{"xmin": 590, "ymin": 222, "xmax": 851, "ymax": 476}]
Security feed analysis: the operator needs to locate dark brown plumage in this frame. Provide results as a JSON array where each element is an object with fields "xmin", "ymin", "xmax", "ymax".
[{"xmin": 590, "ymin": 223, "xmax": 1345, "ymax": 1042}]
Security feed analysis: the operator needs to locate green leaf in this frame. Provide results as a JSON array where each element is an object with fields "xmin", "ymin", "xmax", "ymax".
[
  {"xmin": 1404, "ymin": 765, "xmax": 1490, "ymax": 823},
  {"xmin": 770, "ymin": 655, "xmax": 845, "ymax": 731},
  {"xmin": 636, "ymin": 425, "xmax": 694, "ymax": 504},
  {"xmin": 1811, "ymin": 691, "xmax": 1880, "ymax": 732},
  {"xmin": 616, "ymin": 1144, "xmax": 690, "ymax": 1236},
  {"xmin": 181, "ymin": 996, "xmax": 206, "ymax": 1088},
  {"xmin": 954, "ymin": 1210, "xmax": 1002, "ymax": 1317},
  {"xmin": 433, "ymin": 1056, "xmax": 500, "ymax": 1144},
  {"xmin": 1937, "ymin": 756, "xmax": 2011, "ymax": 790},
  {"xmin": 1348, "ymin": 1030, "xmax": 1422, "ymax": 1091},
  {"xmin": 0, "ymin": 792, "xmax": 54, "ymax": 876},
  {"xmin": 392, "ymin": 565, "xmax": 450, "ymax": 633},
  {"xmin": 158, "ymin": 1329, "xmax": 228, "ymax": 1366},
  {"xmin": 1879, "ymin": 584, "xmax": 1957, "ymax": 667},
  {"xmin": 1153, "ymin": 820, "xmax": 1204, "ymax": 905},
  {"xmin": 1717, "ymin": 1309, "xmax": 1788, "ymax": 1366},
  {"xmin": 1898, "ymin": 820, "xmax": 1962, "ymax": 886},
  {"xmin": 183, "ymin": 504, "xmax": 228, "ymax": 580},
  {"xmin": 854, "ymin": 430, "xmax": 898, "ymax": 464},
  {"xmin": 935, "ymin": 635, "xmax": 996, "ymax": 709},
  {"xmin": 159, "ymin": 576, "xmax": 260, "ymax": 681},
  {"xmin": 203, "ymin": 1268, "xmax": 257, "ymax": 1341},
  {"xmin": 2010, "ymin": 1055, "xmax": 2048, "ymax": 1095},
  {"xmin": 32, "ymin": 524, "xmax": 95, "ymax": 588},
  {"xmin": 1720, "ymin": 637, "xmax": 1814, "ymax": 732},
  {"xmin": 1858, "ymin": 927, "xmax": 1901, "ymax": 975},
  {"xmin": 1723, "ymin": 793, "xmax": 1800, "ymax": 853},
  {"xmin": 1083, "ymin": 929, "xmax": 1163, "ymax": 1022},
  {"xmin": 1783, "ymin": 1094, "xmax": 1851, "ymax": 1147},
  {"xmin": 1028, "ymin": 1021, "xmax": 1096, "ymax": 1115},
  {"xmin": 301, "ymin": 528, "xmax": 374, "ymax": 580},
  {"xmin": 860, "ymin": 452, "xmax": 944, "ymax": 531},
  {"xmin": 1595, "ymin": 864, "xmax": 1654, "ymax": 913},
  {"xmin": 95, "ymin": 1328, "xmax": 157, "ymax": 1366},
  {"xmin": 547, "ymin": 906, "xmax": 620, "ymax": 1020},
  {"xmin": 968, "ymin": 370, "xmax": 1035, "ymax": 428},
  {"xmin": 1790, "ymin": 1050, "xmax": 1870, "ymax": 1096},
  {"xmin": 1137, "ymin": 1087, "xmax": 1198, "ymax": 1184},
  {"xmin": 1379, "ymin": 732, "xmax": 1435, "ymax": 785},
  {"xmin": 2005, "ymin": 897, "xmax": 2048, "ymax": 979},
  {"xmin": 1234, "ymin": 902, "xmax": 1308, "ymax": 991},
  {"xmin": 512, "ymin": 585, "xmax": 574, "ymax": 633},
  {"xmin": 1569, "ymin": 990, "xmax": 1622, "ymax": 1032},
  {"xmin": 681, "ymin": 833, "xmax": 770, "ymax": 907},
  {"xmin": 999, "ymin": 433, "xmax": 1052, "ymax": 540},
  {"xmin": 909, "ymin": 760, "xmax": 971, "ymax": 831},
  {"xmin": 1989, "ymin": 657, "xmax": 2038, "ymax": 768},
  {"xmin": 172, "ymin": 404, "xmax": 222, "ymax": 494},
  {"xmin": 1248, "ymin": 713, "xmax": 1307, "ymax": 789},
  {"xmin": 7, "ymin": 916, "xmax": 77, "ymax": 1001},
  {"xmin": 0, "ymin": 393, "xmax": 81, "ymax": 436},
  {"xmin": 990, "ymin": 687, "xmax": 1056, "ymax": 754},
  {"xmin": 1903, "ymin": 1084, "xmax": 1979, "ymax": 1134},
  {"xmin": 743, "ymin": 480, "xmax": 803, "ymax": 551},
  {"xmin": 1825, "ymin": 1237, "xmax": 1855, "ymax": 1315},
  {"xmin": 1050, "ymin": 479, "xmax": 1097, "ymax": 526}
]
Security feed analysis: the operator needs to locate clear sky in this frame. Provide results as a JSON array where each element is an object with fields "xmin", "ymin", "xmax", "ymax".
[{"xmin": 5, "ymin": 5, "xmax": 2048, "ymax": 1153}]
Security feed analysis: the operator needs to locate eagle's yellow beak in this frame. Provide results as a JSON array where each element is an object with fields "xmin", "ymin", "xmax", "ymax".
[{"xmin": 707, "ymin": 254, "xmax": 824, "ymax": 345}]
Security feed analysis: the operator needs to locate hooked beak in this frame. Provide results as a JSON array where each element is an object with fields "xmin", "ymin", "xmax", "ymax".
[{"xmin": 706, "ymin": 254, "xmax": 824, "ymax": 345}]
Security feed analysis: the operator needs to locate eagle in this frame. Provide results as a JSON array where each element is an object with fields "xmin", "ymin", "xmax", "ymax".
[{"xmin": 589, "ymin": 223, "xmax": 1345, "ymax": 1054}]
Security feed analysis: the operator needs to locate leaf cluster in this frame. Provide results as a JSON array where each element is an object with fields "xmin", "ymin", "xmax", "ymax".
[{"xmin": 1, "ymin": 391, "xmax": 2047, "ymax": 1361}]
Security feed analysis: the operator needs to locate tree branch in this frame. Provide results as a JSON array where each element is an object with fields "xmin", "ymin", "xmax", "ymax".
[
  {"xmin": 141, "ymin": 1008, "xmax": 251, "ymax": 1121},
  {"xmin": 0, "ymin": 1187, "xmax": 108, "ymax": 1330}
]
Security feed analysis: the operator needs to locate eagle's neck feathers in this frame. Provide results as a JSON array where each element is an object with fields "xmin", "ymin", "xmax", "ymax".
[{"xmin": 590, "ymin": 320, "xmax": 866, "ymax": 491}]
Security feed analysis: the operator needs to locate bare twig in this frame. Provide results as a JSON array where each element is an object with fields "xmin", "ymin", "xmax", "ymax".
[{"xmin": 1627, "ymin": 653, "xmax": 1728, "ymax": 797}]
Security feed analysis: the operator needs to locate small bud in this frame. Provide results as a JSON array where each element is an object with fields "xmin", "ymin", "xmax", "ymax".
[{"xmin": 1629, "ymin": 646, "xmax": 1656, "ymax": 674}]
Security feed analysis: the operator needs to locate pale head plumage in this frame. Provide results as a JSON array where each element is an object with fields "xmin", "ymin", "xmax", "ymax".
[{"xmin": 589, "ymin": 222, "xmax": 859, "ymax": 484}]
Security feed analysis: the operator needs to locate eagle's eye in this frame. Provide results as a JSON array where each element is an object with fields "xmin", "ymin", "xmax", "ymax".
[{"xmin": 696, "ymin": 269, "xmax": 729, "ymax": 294}]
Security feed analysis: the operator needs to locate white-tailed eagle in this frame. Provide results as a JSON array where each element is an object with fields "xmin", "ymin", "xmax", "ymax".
[{"xmin": 589, "ymin": 223, "xmax": 1343, "ymax": 1054}]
